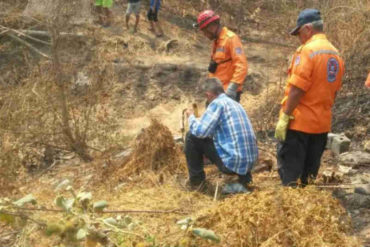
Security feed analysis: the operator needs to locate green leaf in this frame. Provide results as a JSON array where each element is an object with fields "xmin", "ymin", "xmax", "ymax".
[
  {"xmin": 55, "ymin": 179, "xmax": 70, "ymax": 191},
  {"xmin": 127, "ymin": 222, "xmax": 136, "ymax": 230},
  {"xmin": 192, "ymin": 228, "xmax": 220, "ymax": 243},
  {"xmin": 123, "ymin": 215, "xmax": 132, "ymax": 226},
  {"xmin": 77, "ymin": 192, "xmax": 92, "ymax": 203},
  {"xmin": 0, "ymin": 213, "xmax": 15, "ymax": 224},
  {"xmin": 76, "ymin": 228, "xmax": 87, "ymax": 240},
  {"xmin": 93, "ymin": 201, "xmax": 108, "ymax": 212},
  {"xmin": 13, "ymin": 194, "xmax": 37, "ymax": 207},
  {"xmin": 103, "ymin": 217, "xmax": 118, "ymax": 226},
  {"xmin": 45, "ymin": 223, "xmax": 63, "ymax": 236},
  {"xmin": 55, "ymin": 196, "xmax": 75, "ymax": 212}
]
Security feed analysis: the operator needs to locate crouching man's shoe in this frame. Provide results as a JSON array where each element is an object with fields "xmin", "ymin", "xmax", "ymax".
[{"xmin": 222, "ymin": 183, "xmax": 251, "ymax": 195}]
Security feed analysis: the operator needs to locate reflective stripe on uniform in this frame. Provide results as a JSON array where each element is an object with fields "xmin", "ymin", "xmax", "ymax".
[{"xmin": 309, "ymin": 49, "xmax": 339, "ymax": 59}]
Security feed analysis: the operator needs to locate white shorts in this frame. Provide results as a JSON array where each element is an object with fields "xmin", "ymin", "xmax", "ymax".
[{"xmin": 126, "ymin": 2, "xmax": 141, "ymax": 15}]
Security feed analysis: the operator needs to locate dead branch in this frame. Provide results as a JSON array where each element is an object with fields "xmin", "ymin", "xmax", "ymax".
[
  {"xmin": 6, "ymin": 33, "xmax": 50, "ymax": 59},
  {"xmin": 0, "ymin": 29, "xmax": 9, "ymax": 35},
  {"xmin": 49, "ymin": 15, "xmax": 93, "ymax": 162},
  {"xmin": 18, "ymin": 29, "xmax": 85, "ymax": 38},
  {"xmin": 0, "ymin": 25, "xmax": 51, "ymax": 46},
  {"xmin": 102, "ymin": 209, "xmax": 187, "ymax": 214}
]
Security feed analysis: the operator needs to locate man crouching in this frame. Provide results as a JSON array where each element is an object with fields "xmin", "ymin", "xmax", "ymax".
[{"xmin": 184, "ymin": 77, "xmax": 258, "ymax": 193}]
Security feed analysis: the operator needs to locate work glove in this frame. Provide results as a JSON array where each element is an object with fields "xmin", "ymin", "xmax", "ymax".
[
  {"xmin": 226, "ymin": 82, "xmax": 238, "ymax": 99},
  {"xmin": 274, "ymin": 112, "xmax": 294, "ymax": 142}
]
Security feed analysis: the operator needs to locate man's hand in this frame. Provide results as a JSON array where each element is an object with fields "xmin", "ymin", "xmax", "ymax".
[
  {"xmin": 226, "ymin": 82, "xmax": 238, "ymax": 99},
  {"xmin": 274, "ymin": 112, "xmax": 294, "ymax": 142},
  {"xmin": 186, "ymin": 108, "xmax": 194, "ymax": 118}
]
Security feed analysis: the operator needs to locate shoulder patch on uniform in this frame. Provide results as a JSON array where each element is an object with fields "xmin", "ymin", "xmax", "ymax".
[
  {"xmin": 235, "ymin": 47, "xmax": 243, "ymax": 55},
  {"xmin": 294, "ymin": 56, "xmax": 301, "ymax": 66},
  {"xmin": 327, "ymin": 57, "xmax": 339, "ymax": 83}
]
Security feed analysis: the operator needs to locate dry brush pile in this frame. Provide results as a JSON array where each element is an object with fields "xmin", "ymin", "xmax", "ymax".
[
  {"xmin": 102, "ymin": 119, "xmax": 187, "ymax": 187},
  {"xmin": 193, "ymin": 187, "xmax": 360, "ymax": 247}
]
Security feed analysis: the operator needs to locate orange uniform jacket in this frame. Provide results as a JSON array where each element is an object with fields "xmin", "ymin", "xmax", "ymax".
[
  {"xmin": 209, "ymin": 27, "xmax": 248, "ymax": 92},
  {"xmin": 281, "ymin": 34, "xmax": 345, "ymax": 134},
  {"xmin": 365, "ymin": 72, "xmax": 370, "ymax": 88}
]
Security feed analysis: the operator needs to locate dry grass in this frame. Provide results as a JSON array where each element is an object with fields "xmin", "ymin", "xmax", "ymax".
[{"xmin": 194, "ymin": 187, "xmax": 360, "ymax": 247}]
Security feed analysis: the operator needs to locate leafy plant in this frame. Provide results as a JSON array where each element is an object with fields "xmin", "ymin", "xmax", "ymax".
[{"xmin": 0, "ymin": 182, "xmax": 148, "ymax": 247}]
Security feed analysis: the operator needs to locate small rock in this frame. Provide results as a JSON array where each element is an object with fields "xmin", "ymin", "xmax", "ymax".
[
  {"xmin": 173, "ymin": 136, "xmax": 184, "ymax": 143},
  {"xmin": 354, "ymin": 184, "xmax": 370, "ymax": 195},
  {"xmin": 340, "ymin": 151, "xmax": 370, "ymax": 168},
  {"xmin": 350, "ymin": 173, "xmax": 370, "ymax": 185},
  {"xmin": 338, "ymin": 165, "xmax": 355, "ymax": 175},
  {"xmin": 343, "ymin": 193, "xmax": 370, "ymax": 209},
  {"xmin": 330, "ymin": 133, "xmax": 351, "ymax": 155},
  {"xmin": 364, "ymin": 140, "xmax": 370, "ymax": 153},
  {"xmin": 326, "ymin": 133, "xmax": 336, "ymax": 149}
]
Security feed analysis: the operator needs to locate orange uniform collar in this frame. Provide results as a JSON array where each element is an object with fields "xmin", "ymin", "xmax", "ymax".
[
  {"xmin": 217, "ymin": 27, "xmax": 229, "ymax": 41},
  {"xmin": 304, "ymin": 33, "xmax": 327, "ymax": 45}
]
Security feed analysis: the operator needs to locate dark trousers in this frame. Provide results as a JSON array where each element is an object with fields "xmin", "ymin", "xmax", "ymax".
[
  {"xmin": 235, "ymin": 91, "xmax": 242, "ymax": 103},
  {"xmin": 277, "ymin": 129, "xmax": 328, "ymax": 186},
  {"xmin": 185, "ymin": 132, "xmax": 252, "ymax": 185}
]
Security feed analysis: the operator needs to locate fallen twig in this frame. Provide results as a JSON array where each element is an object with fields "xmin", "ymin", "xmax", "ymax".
[
  {"xmin": 0, "ymin": 25, "xmax": 51, "ymax": 46},
  {"xmin": 213, "ymin": 181, "xmax": 219, "ymax": 201},
  {"xmin": 0, "ymin": 29, "xmax": 9, "ymax": 35},
  {"xmin": 19, "ymin": 29, "xmax": 85, "ymax": 38},
  {"xmin": 7, "ymin": 206, "xmax": 186, "ymax": 215},
  {"xmin": 6, "ymin": 33, "xmax": 50, "ymax": 59},
  {"xmin": 0, "ymin": 230, "xmax": 19, "ymax": 240},
  {"xmin": 102, "ymin": 209, "xmax": 187, "ymax": 214}
]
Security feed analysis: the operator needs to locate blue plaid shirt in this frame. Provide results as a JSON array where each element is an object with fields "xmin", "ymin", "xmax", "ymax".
[{"xmin": 189, "ymin": 94, "xmax": 258, "ymax": 175}]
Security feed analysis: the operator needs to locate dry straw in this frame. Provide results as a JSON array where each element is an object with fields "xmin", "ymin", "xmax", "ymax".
[{"xmin": 194, "ymin": 186, "xmax": 360, "ymax": 247}]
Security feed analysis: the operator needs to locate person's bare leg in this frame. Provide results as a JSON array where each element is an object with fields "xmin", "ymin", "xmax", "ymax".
[
  {"xmin": 96, "ymin": 6, "xmax": 103, "ymax": 25},
  {"xmin": 104, "ymin": 8, "xmax": 112, "ymax": 26},
  {"xmin": 125, "ymin": 14, "xmax": 130, "ymax": 30},
  {"xmin": 134, "ymin": 14, "xmax": 140, "ymax": 32},
  {"xmin": 155, "ymin": 21, "xmax": 163, "ymax": 36},
  {"xmin": 149, "ymin": 21, "xmax": 155, "ymax": 32}
]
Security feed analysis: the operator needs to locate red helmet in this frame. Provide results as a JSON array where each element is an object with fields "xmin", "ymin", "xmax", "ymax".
[{"xmin": 196, "ymin": 10, "xmax": 220, "ymax": 30}]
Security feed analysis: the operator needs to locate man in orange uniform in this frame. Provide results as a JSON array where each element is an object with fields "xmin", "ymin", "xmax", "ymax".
[
  {"xmin": 275, "ymin": 9, "xmax": 345, "ymax": 186},
  {"xmin": 195, "ymin": 10, "xmax": 248, "ymax": 102},
  {"xmin": 365, "ymin": 72, "xmax": 370, "ymax": 88}
]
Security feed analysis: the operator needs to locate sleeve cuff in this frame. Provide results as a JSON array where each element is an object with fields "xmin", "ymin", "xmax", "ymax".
[
  {"xmin": 188, "ymin": 114, "xmax": 196, "ymax": 125},
  {"xmin": 288, "ymin": 74, "xmax": 311, "ymax": 92}
]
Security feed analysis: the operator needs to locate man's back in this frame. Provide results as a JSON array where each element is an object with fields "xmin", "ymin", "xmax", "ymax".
[
  {"xmin": 209, "ymin": 27, "xmax": 248, "ymax": 92},
  {"xmin": 189, "ymin": 94, "xmax": 258, "ymax": 174},
  {"xmin": 284, "ymin": 34, "xmax": 344, "ymax": 133}
]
